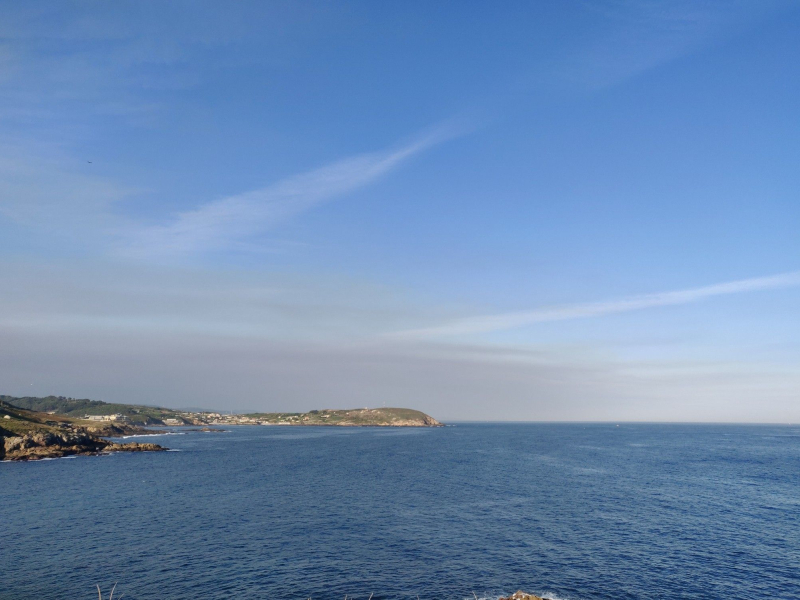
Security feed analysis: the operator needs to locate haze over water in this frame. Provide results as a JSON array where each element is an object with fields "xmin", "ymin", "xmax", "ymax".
[{"xmin": 3, "ymin": 423, "xmax": 798, "ymax": 600}]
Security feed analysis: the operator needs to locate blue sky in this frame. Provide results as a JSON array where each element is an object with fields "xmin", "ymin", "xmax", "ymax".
[{"xmin": 1, "ymin": 1, "xmax": 798, "ymax": 421}]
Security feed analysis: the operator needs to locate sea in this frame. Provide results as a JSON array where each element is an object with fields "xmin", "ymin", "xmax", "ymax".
[{"xmin": 1, "ymin": 423, "xmax": 799, "ymax": 600}]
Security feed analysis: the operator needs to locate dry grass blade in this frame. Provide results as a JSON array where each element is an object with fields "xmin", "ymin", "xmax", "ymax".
[{"xmin": 95, "ymin": 583, "xmax": 119, "ymax": 600}]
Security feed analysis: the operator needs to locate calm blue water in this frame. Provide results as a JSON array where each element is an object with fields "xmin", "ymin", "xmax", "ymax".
[{"xmin": 1, "ymin": 423, "xmax": 799, "ymax": 600}]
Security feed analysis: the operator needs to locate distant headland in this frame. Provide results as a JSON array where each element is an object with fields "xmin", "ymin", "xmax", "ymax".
[
  {"xmin": 1, "ymin": 395, "xmax": 442, "ymax": 461},
  {"xmin": 1, "ymin": 395, "xmax": 442, "ymax": 428},
  {"xmin": 238, "ymin": 407, "xmax": 442, "ymax": 427}
]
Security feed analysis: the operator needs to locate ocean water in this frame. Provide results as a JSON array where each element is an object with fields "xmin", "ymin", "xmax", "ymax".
[{"xmin": 1, "ymin": 423, "xmax": 798, "ymax": 600}]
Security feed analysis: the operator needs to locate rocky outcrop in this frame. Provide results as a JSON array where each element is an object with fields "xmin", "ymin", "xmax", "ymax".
[
  {"xmin": 82, "ymin": 422, "xmax": 155, "ymax": 437},
  {"xmin": 103, "ymin": 441, "xmax": 165, "ymax": 453},
  {"xmin": 406, "ymin": 413, "xmax": 441, "ymax": 427},
  {"xmin": 1, "ymin": 430, "xmax": 166, "ymax": 461}
]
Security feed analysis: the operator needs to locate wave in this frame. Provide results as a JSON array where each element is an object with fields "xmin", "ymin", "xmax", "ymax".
[
  {"xmin": 538, "ymin": 592, "xmax": 571, "ymax": 600},
  {"xmin": 117, "ymin": 432, "xmax": 186, "ymax": 439}
]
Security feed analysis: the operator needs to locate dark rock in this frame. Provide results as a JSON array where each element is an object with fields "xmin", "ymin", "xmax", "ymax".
[{"xmin": 2, "ymin": 431, "xmax": 167, "ymax": 461}]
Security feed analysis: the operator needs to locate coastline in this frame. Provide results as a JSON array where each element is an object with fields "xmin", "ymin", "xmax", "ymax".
[
  {"xmin": 1, "ymin": 431, "xmax": 167, "ymax": 461},
  {"xmin": 1, "ymin": 399, "xmax": 442, "ymax": 461},
  {"xmin": 0, "ymin": 400, "xmax": 167, "ymax": 461}
]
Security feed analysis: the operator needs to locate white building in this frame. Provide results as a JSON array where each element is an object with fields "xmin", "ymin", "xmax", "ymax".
[{"xmin": 83, "ymin": 413, "xmax": 126, "ymax": 421}]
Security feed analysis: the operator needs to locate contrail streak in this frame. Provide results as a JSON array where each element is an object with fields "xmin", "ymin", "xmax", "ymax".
[{"xmin": 396, "ymin": 270, "xmax": 800, "ymax": 338}]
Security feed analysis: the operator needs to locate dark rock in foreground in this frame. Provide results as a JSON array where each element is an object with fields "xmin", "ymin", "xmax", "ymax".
[{"xmin": 2, "ymin": 431, "xmax": 166, "ymax": 461}]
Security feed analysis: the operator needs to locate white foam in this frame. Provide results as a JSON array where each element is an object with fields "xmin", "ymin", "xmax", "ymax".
[
  {"xmin": 539, "ymin": 593, "xmax": 569, "ymax": 600},
  {"xmin": 117, "ymin": 432, "xmax": 186, "ymax": 439}
]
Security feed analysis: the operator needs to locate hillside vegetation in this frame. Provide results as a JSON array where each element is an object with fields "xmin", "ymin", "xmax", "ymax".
[
  {"xmin": 1, "ymin": 396, "xmax": 442, "ymax": 428},
  {"xmin": 0, "ymin": 395, "xmax": 185, "ymax": 425},
  {"xmin": 242, "ymin": 407, "xmax": 442, "ymax": 427}
]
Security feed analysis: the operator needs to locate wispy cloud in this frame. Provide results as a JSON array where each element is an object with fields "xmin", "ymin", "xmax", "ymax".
[
  {"xmin": 397, "ymin": 271, "xmax": 800, "ymax": 339},
  {"xmin": 556, "ymin": 0, "xmax": 787, "ymax": 91},
  {"xmin": 124, "ymin": 123, "xmax": 465, "ymax": 259}
]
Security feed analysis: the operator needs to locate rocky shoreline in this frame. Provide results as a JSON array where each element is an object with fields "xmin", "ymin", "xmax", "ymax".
[
  {"xmin": 1, "ymin": 430, "xmax": 166, "ymax": 461},
  {"xmin": 0, "ymin": 400, "xmax": 167, "ymax": 461}
]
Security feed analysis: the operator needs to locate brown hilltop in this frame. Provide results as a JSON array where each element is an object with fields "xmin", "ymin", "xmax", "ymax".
[{"xmin": 242, "ymin": 407, "xmax": 443, "ymax": 427}]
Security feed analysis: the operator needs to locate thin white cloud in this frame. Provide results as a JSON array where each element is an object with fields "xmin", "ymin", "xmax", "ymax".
[
  {"xmin": 125, "ymin": 123, "xmax": 465, "ymax": 259},
  {"xmin": 557, "ymin": 0, "xmax": 787, "ymax": 91},
  {"xmin": 397, "ymin": 271, "xmax": 800, "ymax": 339}
]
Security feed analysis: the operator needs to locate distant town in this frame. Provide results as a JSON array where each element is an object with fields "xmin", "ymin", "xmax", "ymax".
[
  {"xmin": 79, "ymin": 411, "xmax": 310, "ymax": 426},
  {"xmin": 81, "ymin": 408, "xmax": 440, "ymax": 427}
]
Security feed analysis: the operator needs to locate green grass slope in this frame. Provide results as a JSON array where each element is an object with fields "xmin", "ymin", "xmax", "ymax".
[
  {"xmin": 0, "ymin": 399, "xmax": 65, "ymax": 436},
  {"xmin": 0, "ymin": 395, "xmax": 185, "ymax": 425}
]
